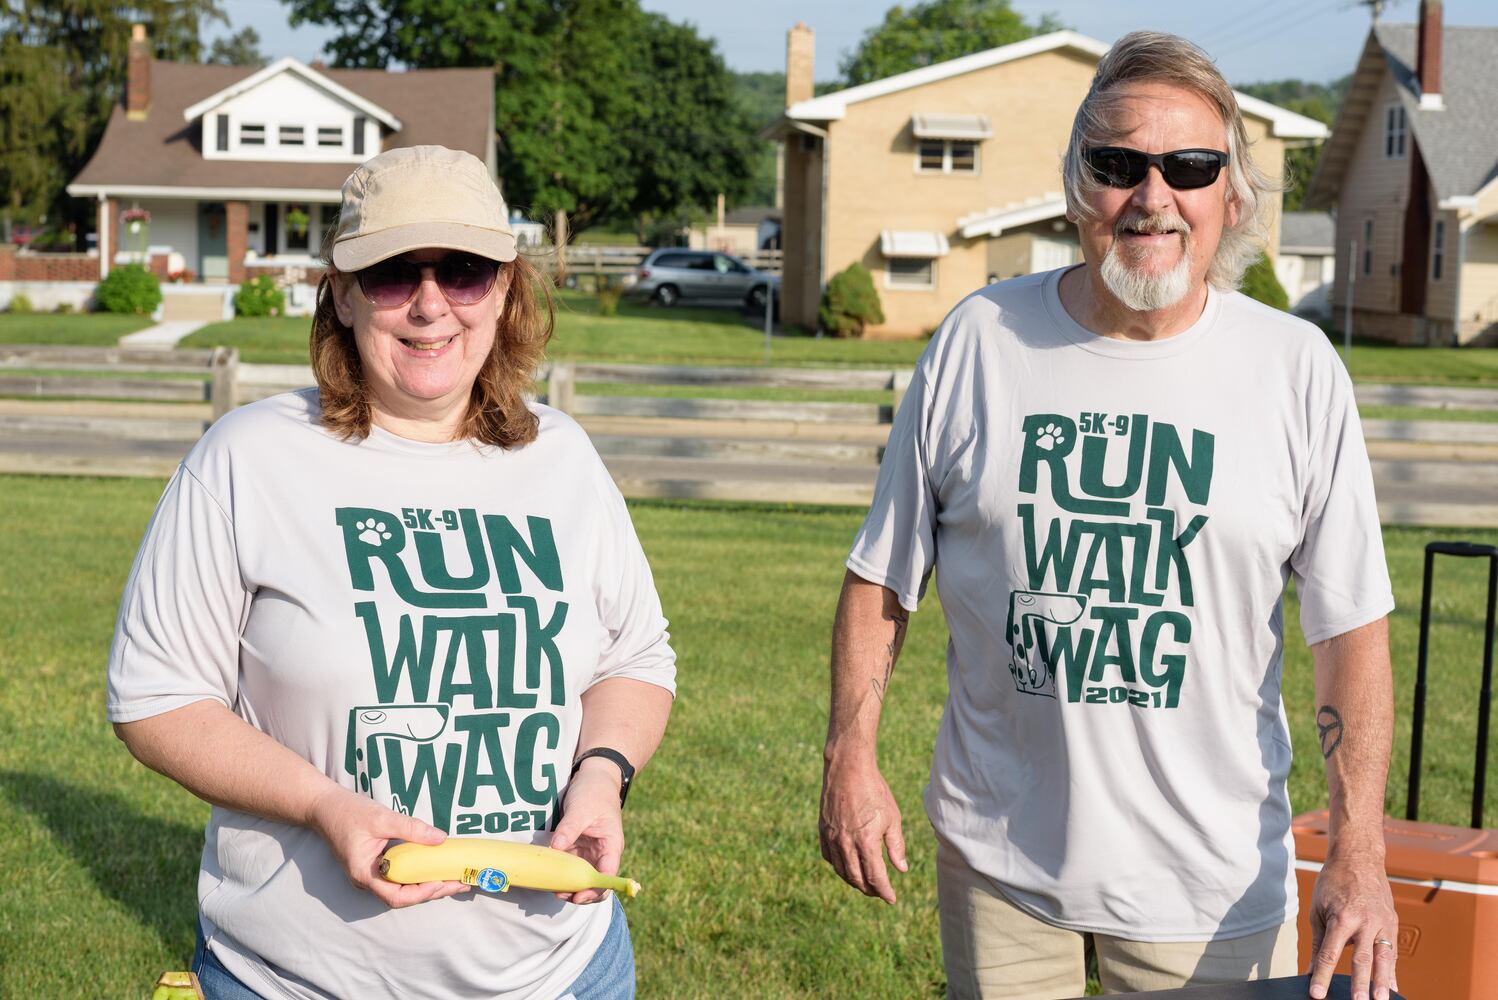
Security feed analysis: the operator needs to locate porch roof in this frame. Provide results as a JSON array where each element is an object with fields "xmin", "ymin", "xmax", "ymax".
[{"xmin": 957, "ymin": 195, "xmax": 1068, "ymax": 239}]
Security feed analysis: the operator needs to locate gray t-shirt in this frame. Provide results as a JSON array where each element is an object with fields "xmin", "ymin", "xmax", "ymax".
[
  {"xmin": 848, "ymin": 267, "xmax": 1393, "ymax": 940},
  {"xmin": 107, "ymin": 390, "xmax": 676, "ymax": 999}
]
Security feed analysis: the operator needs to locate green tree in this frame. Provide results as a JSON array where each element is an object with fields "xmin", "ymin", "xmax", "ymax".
[
  {"xmin": 840, "ymin": 0, "xmax": 1064, "ymax": 86},
  {"xmin": 1241, "ymin": 253, "xmax": 1289, "ymax": 311},
  {"xmin": 205, "ymin": 26, "xmax": 264, "ymax": 66},
  {"xmin": 0, "ymin": 0, "xmax": 223, "ymax": 230},
  {"xmin": 286, "ymin": 0, "xmax": 753, "ymax": 237},
  {"xmin": 1234, "ymin": 76, "xmax": 1349, "ymax": 212}
]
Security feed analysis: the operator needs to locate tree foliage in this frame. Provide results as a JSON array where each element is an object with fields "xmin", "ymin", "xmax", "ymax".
[
  {"xmin": 1234, "ymin": 76, "xmax": 1349, "ymax": 212},
  {"xmin": 285, "ymin": 0, "xmax": 754, "ymax": 233},
  {"xmin": 840, "ymin": 0, "xmax": 1064, "ymax": 86},
  {"xmin": 205, "ymin": 26, "xmax": 264, "ymax": 66},
  {"xmin": 0, "ymin": 0, "xmax": 223, "ymax": 226}
]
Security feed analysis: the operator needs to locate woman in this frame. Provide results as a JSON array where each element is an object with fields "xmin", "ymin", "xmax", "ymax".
[{"xmin": 106, "ymin": 145, "xmax": 675, "ymax": 999}]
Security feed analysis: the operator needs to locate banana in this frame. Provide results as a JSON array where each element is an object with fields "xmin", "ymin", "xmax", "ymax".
[{"xmin": 379, "ymin": 838, "xmax": 641, "ymax": 898}]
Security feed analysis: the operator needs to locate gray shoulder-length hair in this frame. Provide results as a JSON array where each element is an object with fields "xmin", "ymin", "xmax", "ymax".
[{"xmin": 1062, "ymin": 30, "xmax": 1278, "ymax": 290}]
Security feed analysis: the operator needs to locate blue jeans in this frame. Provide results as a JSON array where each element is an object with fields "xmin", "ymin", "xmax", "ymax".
[{"xmin": 191, "ymin": 895, "xmax": 633, "ymax": 999}]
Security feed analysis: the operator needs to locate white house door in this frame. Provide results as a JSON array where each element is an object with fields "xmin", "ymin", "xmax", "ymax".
[{"xmin": 1029, "ymin": 236, "xmax": 1077, "ymax": 274}]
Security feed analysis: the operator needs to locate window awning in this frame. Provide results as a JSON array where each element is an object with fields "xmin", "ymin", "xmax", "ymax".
[
  {"xmin": 957, "ymin": 195, "xmax": 1068, "ymax": 239},
  {"xmin": 881, "ymin": 230, "xmax": 951, "ymax": 259},
  {"xmin": 911, "ymin": 113, "xmax": 992, "ymax": 141}
]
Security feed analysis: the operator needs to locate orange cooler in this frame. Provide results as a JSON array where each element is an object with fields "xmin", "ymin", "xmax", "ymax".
[
  {"xmin": 1294, "ymin": 541, "xmax": 1498, "ymax": 999},
  {"xmin": 1292, "ymin": 812, "xmax": 1498, "ymax": 997}
]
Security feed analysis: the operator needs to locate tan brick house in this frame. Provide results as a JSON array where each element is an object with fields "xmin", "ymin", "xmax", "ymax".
[
  {"xmin": 1305, "ymin": 3, "xmax": 1498, "ymax": 345},
  {"xmin": 763, "ymin": 25, "xmax": 1327, "ymax": 337}
]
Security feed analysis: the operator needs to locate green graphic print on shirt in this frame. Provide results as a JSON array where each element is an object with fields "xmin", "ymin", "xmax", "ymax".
[
  {"xmin": 1007, "ymin": 411, "xmax": 1214, "ymax": 709},
  {"xmin": 334, "ymin": 506, "xmax": 567, "ymax": 835}
]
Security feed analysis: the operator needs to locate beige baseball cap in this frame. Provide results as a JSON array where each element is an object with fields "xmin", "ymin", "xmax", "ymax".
[{"xmin": 330, "ymin": 145, "xmax": 517, "ymax": 271}]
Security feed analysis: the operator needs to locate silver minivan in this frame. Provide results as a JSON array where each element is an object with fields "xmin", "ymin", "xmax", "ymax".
[{"xmin": 632, "ymin": 249, "xmax": 779, "ymax": 309}]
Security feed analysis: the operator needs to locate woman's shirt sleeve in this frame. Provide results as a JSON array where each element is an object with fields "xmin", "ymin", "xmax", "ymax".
[
  {"xmin": 106, "ymin": 465, "xmax": 251, "ymax": 723},
  {"xmin": 586, "ymin": 458, "xmax": 677, "ymax": 694}
]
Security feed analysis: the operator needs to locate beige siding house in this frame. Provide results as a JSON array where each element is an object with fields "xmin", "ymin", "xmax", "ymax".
[
  {"xmin": 1306, "ymin": 5, "xmax": 1498, "ymax": 345},
  {"xmin": 764, "ymin": 26, "xmax": 1327, "ymax": 337}
]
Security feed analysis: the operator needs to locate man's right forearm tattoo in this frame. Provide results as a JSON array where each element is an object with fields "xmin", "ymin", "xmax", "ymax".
[{"xmin": 1316, "ymin": 705, "xmax": 1344, "ymax": 760}]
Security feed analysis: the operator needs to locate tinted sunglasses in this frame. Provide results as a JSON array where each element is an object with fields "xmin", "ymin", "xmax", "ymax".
[
  {"xmin": 355, "ymin": 252, "xmax": 500, "ymax": 308},
  {"xmin": 1084, "ymin": 147, "xmax": 1229, "ymax": 191}
]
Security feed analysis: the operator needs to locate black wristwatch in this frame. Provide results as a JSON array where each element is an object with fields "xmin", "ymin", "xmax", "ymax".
[{"xmin": 571, "ymin": 747, "xmax": 635, "ymax": 806}]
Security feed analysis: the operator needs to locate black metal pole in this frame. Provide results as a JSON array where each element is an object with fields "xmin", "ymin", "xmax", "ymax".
[
  {"xmin": 1407, "ymin": 546, "xmax": 1436, "ymax": 822},
  {"xmin": 1473, "ymin": 554, "xmax": 1496, "ymax": 830}
]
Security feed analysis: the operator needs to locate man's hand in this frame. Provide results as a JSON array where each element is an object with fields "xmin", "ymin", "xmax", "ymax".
[
  {"xmin": 549, "ymin": 761, "xmax": 626, "ymax": 905},
  {"xmin": 308, "ymin": 785, "xmax": 470, "ymax": 909},
  {"xmin": 819, "ymin": 751, "xmax": 908, "ymax": 904},
  {"xmin": 1308, "ymin": 850, "xmax": 1398, "ymax": 1000}
]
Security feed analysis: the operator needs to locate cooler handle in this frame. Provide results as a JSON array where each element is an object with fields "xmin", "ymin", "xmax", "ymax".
[{"xmin": 1407, "ymin": 541, "xmax": 1497, "ymax": 829}]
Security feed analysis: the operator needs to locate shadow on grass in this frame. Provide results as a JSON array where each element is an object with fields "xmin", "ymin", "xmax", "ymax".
[{"xmin": 0, "ymin": 771, "xmax": 202, "ymax": 955}]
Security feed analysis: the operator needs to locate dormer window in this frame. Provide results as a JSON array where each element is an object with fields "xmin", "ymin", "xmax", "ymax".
[
  {"xmin": 318, "ymin": 126, "xmax": 344, "ymax": 148},
  {"xmin": 279, "ymin": 125, "xmax": 305, "ymax": 146},
  {"xmin": 240, "ymin": 123, "xmax": 266, "ymax": 146},
  {"xmin": 1384, "ymin": 105, "xmax": 1406, "ymax": 158}
]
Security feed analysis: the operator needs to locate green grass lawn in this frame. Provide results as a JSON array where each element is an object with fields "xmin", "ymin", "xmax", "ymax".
[
  {"xmin": 0, "ymin": 313, "xmax": 151, "ymax": 346},
  {"xmin": 2, "ymin": 474, "xmax": 1495, "ymax": 997},
  {"xmin": 181, "ymin": 292, "xmax": 932, "ymax": 368},
  {"xmin": 1338, "ymin": 340, "xmax": 1498, "ymax": 386}
]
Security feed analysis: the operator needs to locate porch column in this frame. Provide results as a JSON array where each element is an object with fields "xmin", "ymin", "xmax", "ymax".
[
  {"xmin": 227, "ymin": 200, "xmax": 248, "ymax": 284},
  {"xmin": 100, "ymin": 196, "xmax": 119, "ymax": 279}
]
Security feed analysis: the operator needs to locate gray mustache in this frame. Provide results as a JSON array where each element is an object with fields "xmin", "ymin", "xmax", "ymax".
[{"xmin": 1115, "ymin": 213, "xmax": 1192, "ymax": 237}]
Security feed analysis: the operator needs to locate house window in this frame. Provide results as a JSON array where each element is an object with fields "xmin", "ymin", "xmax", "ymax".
[
  {"xmin": 1432, "ymin": 220, "xmax": 1444, "ymax": 280},
  {"xmin": 317, "ymin": 126, "xmax": 343, "ymax": 148},
  {"xmin": 279, "ymin": 125, "xmax": 305, "ymax": 146},
  {"xmin": 916, "ymin": 139, "xmax": 979, "ymax": 174},
  {"xmin": 1384, "ymin": 105, "xmax": 1406, "ymax": 158},
  {"xmin": 215, "ymin": 115, "xmax": 229, "ymax": 152},
  {"xmin": 353, "ymin": 116, "xmax": 367, "ymax": 155},
  {"xmin": 887, "ymin": 258, "xmax": 936, "ymax": 289},
  {"xmin": 1362, "ymin": 218, "xmax": 1374, "ymax": 275},
  {"xmin": 240, "ymin": 123, "xmax": 266, "ymax": 146},
  {"xmin": 284, "ymin": 203, "xmax": 312, "ymax": 252}
]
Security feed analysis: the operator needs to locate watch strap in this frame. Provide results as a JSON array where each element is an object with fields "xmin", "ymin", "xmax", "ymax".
[{"xmin": 571, "ymin": 747, "xmax": 635, "ymax": 806}]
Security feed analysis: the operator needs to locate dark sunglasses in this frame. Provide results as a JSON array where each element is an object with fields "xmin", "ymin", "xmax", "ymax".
[
  {"xmin": 1084, "ymin": 147, "xmax": 1229, "ymax": 191},
  {"xmin": 355, "ymin": 252, "xmax": 500, "ymax": 309}
]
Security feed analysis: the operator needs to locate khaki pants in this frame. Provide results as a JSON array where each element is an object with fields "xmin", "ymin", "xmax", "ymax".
[{"xmin": 936, "ymin": 838, "xmax": 1298, "ymax": 999}]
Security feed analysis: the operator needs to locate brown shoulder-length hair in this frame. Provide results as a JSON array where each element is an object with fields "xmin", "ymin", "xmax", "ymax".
[{"xmin": 310, "ymin": 253, "xmax": 554, "ymax": 448}]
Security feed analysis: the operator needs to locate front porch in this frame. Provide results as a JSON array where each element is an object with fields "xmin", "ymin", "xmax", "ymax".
[{"xmin": 95, "ymin": 193, "xmax": 333, "ymax": 292}]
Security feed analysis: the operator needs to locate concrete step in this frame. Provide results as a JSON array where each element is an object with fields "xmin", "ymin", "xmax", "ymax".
[
  {"xmin": 1356, "ymin": 383, "xmax": 1498, "ymax": 411},
  {"xmin": 160, "ymin": 290, "xmax": 229, "ymax": 323}
]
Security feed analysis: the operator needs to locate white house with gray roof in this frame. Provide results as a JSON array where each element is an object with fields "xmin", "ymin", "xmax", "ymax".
[
  {"xmin": 1307, "ymin": 1, "xmax": 1498, "ymax": 345},
  {"xmin": 1276, "ymin": 212, "xmax": 1336, "ymax": 319}
]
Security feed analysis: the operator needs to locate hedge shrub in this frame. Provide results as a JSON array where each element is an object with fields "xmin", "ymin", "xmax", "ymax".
[
  {"xmin": 95, "ymin": 264, "xmax": 162, "ymax": 315},
  {"xmin": 818, "ymin": 262, "xmax": 885, "ymax": 338},
  {"xmin": 234, "ymin": 275, "xmax": 286, "ymax": 318},
  {"xmin": 1240, "ymin": 253, "xmax": 1289, "ymax": 312}
]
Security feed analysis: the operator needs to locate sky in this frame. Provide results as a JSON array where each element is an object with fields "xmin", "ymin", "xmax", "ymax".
[{"xmin": 211, "ymin": 0, "xmax": 1498, "ymax": 87}]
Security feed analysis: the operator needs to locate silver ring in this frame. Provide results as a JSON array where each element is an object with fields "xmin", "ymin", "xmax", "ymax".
[{"xmin": 1375, "ymin": 937, "xmax": 1395, "ymax": 948}]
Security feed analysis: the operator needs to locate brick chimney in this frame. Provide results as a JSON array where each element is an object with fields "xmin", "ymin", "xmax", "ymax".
[
  {"xmin": 1416, "ymin": 0, "xmax": 1444, "ymax": 110},
  {"xmin": 785, "ymin": 23, "xmax": 814, "ymax": 108},
  {"xmin": 127, "ymin": 23, "xmax": 151, "ymax": 120}
]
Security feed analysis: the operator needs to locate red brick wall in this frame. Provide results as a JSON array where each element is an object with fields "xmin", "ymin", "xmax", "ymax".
[
  {"xmin": 245, "ymin": 264, "xmax": 327, "ymax": 285},
  {"xmin": 0, "ymin": 246, "xmax": 99, "ymax": 281},
  {"xmin": 227, "ymin": 201, "xmax": 248, "ymax": 284}
]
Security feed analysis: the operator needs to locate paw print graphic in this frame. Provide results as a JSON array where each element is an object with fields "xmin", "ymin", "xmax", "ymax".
[
  {"xmin": 356, "ymin": 518, "xmax": 392, "ymax": 546},
  {"xmin": 1035, "ymin": 423, "xmax": 1065, "ymax": 451}
]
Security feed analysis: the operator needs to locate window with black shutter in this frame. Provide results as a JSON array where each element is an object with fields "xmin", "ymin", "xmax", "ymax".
[
  {"xmin": 265, "ymin": 205, "xmax": 279, "ymax": 255},
  {"xmin": 216, "ymin": 115, "xmax": 229, "ymax": 152}
]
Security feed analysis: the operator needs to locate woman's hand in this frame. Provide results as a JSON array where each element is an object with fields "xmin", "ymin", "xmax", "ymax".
[
  {"xmin": 308, "ymin": 785, "xmax": 470, "ymax": 908},
  {"xmin": 549, "ymin": 762, "xmax": 625, "ymax": 905}
]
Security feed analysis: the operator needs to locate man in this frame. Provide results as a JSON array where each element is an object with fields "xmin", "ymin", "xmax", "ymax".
[{"xmin": 820, "ymin": 31, "xmax": 1399, "ymax": 1000}]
